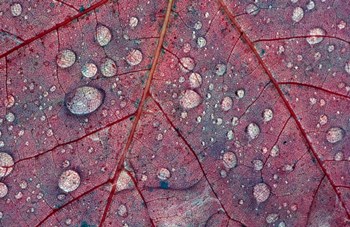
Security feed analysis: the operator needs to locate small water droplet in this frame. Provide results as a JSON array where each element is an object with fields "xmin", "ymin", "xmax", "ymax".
[
  {"xmin": 223, "ymin": 152, "xmax": 237, "ymax": 169},
  {"xmin": 117, "ymin": 204, "xmax": 128, "ymax": 217},
  {"xmin": 65, "ymin": 86, "xmax": 105, "ymax": 115},
  {"xmin": 319, "ymin": 114, "xmax": 328, "ymax": 126},
  {"xmin": 334, "ymin": 152, "xmax": 344, "ymax": 161},
  {"xmin": 129, "ymin": 17, "xmax": 139, "ymax": 28},
  {"xmin": 197, "ymin": 37, "xmax": 206, "ymax": 48},
  {"xmin": 157, "ymin": 168, "xmax": 171, "ymax": 181},
  {"xmin": 292, "ymin": 7, "xmax": 304, "ymax": 22},
  {"xmin": 11, "ymin": 3, "xmax": 22, "ymax": 17},
  {"xmin": 215, "ymin": 64, "xmax": 226, "ymax": 76},
  {"xmin": 0, "ymin": 182, "xmax": 8, "ymax": 198},
  {"xmin": 221, "ymin": 96, "xmax": 233, "ymax": 111},
  {"xmin": 306, "ymin": 28, "xmax": 325, "ymax": 45},
  {"xmin": 227, "ymin": 130, "xmax": 234, "ymax": 140},
  {"xmin": 56, "ymin": 49, "xmax": 76, "ymax": 68},
  {"xmin": 81, "ymin": 63, "xmax": 98, "ymax": 78},
  {"xmin": 179, "ymin": 57, "xmax": 195, "ymax": 72},
  {"xmin": 189, "ymin": 72, "xmax": 202, "ymax": 88},
  {"xmin": 252, "ymin": 159, "xmax": 263, "ymax": 171},
  {"xmin": 5, "ymin": 112, "xmax": 15, "ymax": 122},
  {"xmin": 96, "ymin": 25, "xmax": 112, "ymax": 46},
  {"xmin": 270, "ymin": 145, "xmax": 279, "ymax": 157},
  {"xmin": 326, "ymin": 127, "xmax": 345, "ymax": 143},
  {"xmin": 58, "ymin": 170, "xmax": 81, "ymax": 193},
  {"xmin": 194, "ymin": 21, "xmax": 202, "ymax": 30},
  {"xmin": 4, "ymin": 95, "xmax": 15, "ymax": 108},
  {"xmin": 231, "ymin": 116, "xmax": 239, "ymax": 126},
  {"xmin": 253, "ymin": 182, "xmax": 270, "ymax": 203},
  {"xmin": 100, "ymin": 58, "xmax": 117, "ymax": 77},
  {"xmin": 126, "ymin": 49, "xmax": 143, "ymax": 66},
  {"xmin": 246, "ymin": 3, "xmax": 259, "ymax": 15},
  {"xmin": 345, "ymin": 61, "xmax": 350, "ymax": 75},
  {"xmin": 179, "ymin": 90, "xmax": 201, "ymax": 109},
  {"xmin": 247, "ymin": 123, "xmax": 260, "ymax": 139},
  {"xmin": 235, "ymin": 89, "xmax": 245, "ymax": 99},
  {"xmin": 0, "ymin": 153, "xmax": 14, "ymax": 177},
  {"xmin": 262, "ymin": 108, "xmax": 273, "ymax": 122},
  {"xmin": 266, "ymin": 213, "xmax": 279, "ymax": 224}
]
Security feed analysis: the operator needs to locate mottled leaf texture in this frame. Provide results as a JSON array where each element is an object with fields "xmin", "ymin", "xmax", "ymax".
[{"xmin": 0, "ymin": 0, "xmax": 349, "ymax": 226}]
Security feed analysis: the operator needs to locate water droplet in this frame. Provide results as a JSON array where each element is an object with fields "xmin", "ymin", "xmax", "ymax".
[
  {"xmin": 179, "ymin": 90, "xmax": 201, "ymax": 109},
  {"xmin": 194, "ymin": 21, "xmax": 202, "ymax": 30},
  {"xmin": 235, "ymin": 89, "xmax": 245, "ymax": 99},
  {"xmin": 292, "ymin": 7, "xmax": 304, "ymax": 22},
  {"xmin": 0, "ymin": 182, "xmax": 8, "ymax": 198},
  {"xmin": 306, "ymin": 28, "xmax": 325, "ymax": 45},
  {"xmin": 345, "ymin": 61, "xmax": 350, "ymax": 75},
  {"xmin": 65, "ymin": 218, "xmax": 72, "ymax": 225},
  {"xmin": 231, "ymin": 116, "xmax": 239, "ymax": 126},
  {"xmin": 116, "ymin": 170, "xmax": 134, "ymax": 191},
  {"xmin": 129, "ymin": 17, "xmax": 139, "ymax": 28},
  {"xmin": 326, "ymin": 127, "xmax": 345, "ymax": 143},
  {"xmin": 4, "ymin": 95, "xmax": 15, "ymax": 108},
  {"xmin": 19, "ymin": 180, "xmax": 27, "ymax": 189},
  {"xmin": 0, "ymin": 153, "xmax": 14, "ymax": 177},
  {"xmin": 117, "ymin": 204, "xmax": 128, "ymax": 217},
  {"xmin": 189, "ymin": 72, "xmax": 202, "ymax": 88},
  {"xmin": 58, "ymin": 170, "xmax": 81, "ymax": 193},
  {"xmin": 252, "ymin": 159, "xmax": 263, "ymax": 171},
  {"xmin": 221, "ymin": 96, "xmax": 233, "ymax": 111},
  {"xmin": 270, "ymin": 145, "xmax": 280, "ymax": 157},
  {"xmin": 197, "ymin": 37, "xmax": 206, "ymax": 48},
  {"xmin": 253, "ymin": 182, "xmax": 270, "ymax": 203},
  {"xmin": 5, "ymin": 112, "xmax": 15, "ymax": 122},
  {"xmin": 319, "ymin": 114, "xmax": 328, "ymax": 125},
  {"xmin": 179, "ymin": 57, "xmax": 195, "ymax": 72},
  {"xmin": 100, "ymin": 58, "xmax": 117, "ymax": 77},
  {"xmin": 334, "ymin": 152, "xmax": 344, "ymax": 161},
  {"xmin": 262, "ymin": 108, "xmax": 273, "ymax": 122},
  {"xmin": 65, "ymin": 86, "xmax": 105, "ymax": 115},
  {"xmin": 223, "ymin": 152, "xmax": 237, "ymax": 169},
  {"xmin": 266, "ymin": 213, "xmax": 279, "ymax": 224},
  {"xmin": 247, "ymin": 123, "xmax": 260, "ymax": 140},
  {"xmin": 96, "ymin": 25, "xmax": 112, "ymax": 46},
  {"xmin": 126, "ymin": 49, "xmax": 143, "ymax": 66},
  {"xmin": 11, "ymin": 3, "xmax": 22, "ymax": 17},
  {"xmin": 215, "ymin": 64, "xmax": 226, "ymax": 76},
  {"xmin": 246, "ymin": 3, "xmax": 259, "ymax": 15},
  {"xmin": 157, "ymin": 168, "xmax": 171, "ymax": 181},
  {"xmin": 306, "ymin": 1, "xmax": 315, "ymax": 10},
  {"xmin": 227, "ymin": 130, "xmax": 234, "ymax": 140},
  {"xmin": 81, "ymin": 63, "xmax": 97, "ymax": 78},
  {"xmin": 56, "ymin": 49, "xmax": 76, "ymax": 69}
]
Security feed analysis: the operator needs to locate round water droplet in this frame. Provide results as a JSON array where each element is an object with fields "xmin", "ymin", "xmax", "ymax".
[
  {"xmin": 326, "ymin": 127, "xmax": 345, "ymax": 143},
  {"xmin": 319, "ymin": 114, "xmax": 328, "ymax": 126},
  {"xmin": 81, "ymin": 63, "xmax": 98, "ymax": 78},
  {"xmin": 292, "ymin": 7, "xmax": 304, "ymax": 22},
  {"xmin": 179, "ymin": 90, "xmax": 201, "ymax": 109},
  {"xmin": 56, "ymin": 49, "xmax": 76, "ymax": 69},
  {"xmin": 270, "ymin": 145, "xmax": 280, "ymax": 157},
  {"xmin": 334, "ymin": 152, "xmax": 344, "ymax": 161},
  {"xmin": 4, "ymin": 95, "xmax": 15, "ymax": 108},
  {"xmin": 221, "ymin": 96, "xmax": 233, "ymax": 111},
  {"xmin": 179, "ymin": 57, "xmax": 195, "ymax": 72},
  {"xmin": 117, "ymin": 204, "xmax": 128, "ymax": 217},
  {"xmin": 306, "ymin": 28, "xmax": 325, "ymax": 45},
  {"xmin": 65, "ymin": 86, "xmax": 105, "ymax": 115},
  {"xmin": 5, "ymin": 112, "xmax": 15, "ymax": 122},
  {"xmin": 253, "ymin": 182, "xmax": 270, "ymax": 203},
  {"xmin": 262, "ymin": 108, "xmax": 273, "ymax": 122},
  {"xmin": 0, "ymin": 182, "xmax": 8, "ymax": 198},
  {"xmin": 266, "ymin": 213, "xmax": 279, "ymax": 224},
  {"xmin": 215, "ymin": 64, "xmax": 226, "ymax": 76},
  {"xmin": 246, "ymin": 3, "xmax": 259, "ymax": 15},
  {"xmin": 11, "ymin": 3, "xmax": 22, "ymax": 17},
  {"xmin": 247, "ymin": 122, "xmax": 260, "ymax": 139},
  {"xmin": 252, "ymin": 159, "xmax": 263, "ymax": 171},
  {"xmin": 0, "ymin": 153, "xmax": 14, "ymax": 177},
  {"xmin": 96, "ymin": 25, "xmax": 112, "ymax": 46},
  {"xmin": 58, "ymin": 170, "xmax": 81, "ymax": 193},
  {"xmin": 223, "ymin": 152, "xmax": 237, "ymax": 169},
  {"xmin": 100, "ymin": 58, "xmax": 117, "ymax": 77},
  {"xmin": 189, "ymin": 72, "xmax": 202, "ymax": 88},
  {"xmin": 197, "ymin": 37, "xmax": 206, "ymax": 48},
  {"xmin": 236, "ymin": 89, "xmax": 245, "ymax": 99},
  {"xmin": 345, "ymin": 61, "xmax": 350, "ymax": 75},
  {"xmin": 157, "ymin": 168, "xmax": 171, "ymax": 181},
  {"xmin": 126, "ymin": 49, "xmax": 143, "ymax": 66},
  {"xmin": 129, "ymin": 17, "xmax": 139, "ymax": 28}
]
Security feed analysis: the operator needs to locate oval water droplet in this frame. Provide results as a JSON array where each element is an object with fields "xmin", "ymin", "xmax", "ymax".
[
  {"xmin": 253, "ymin": 182, "xmax": 270, "ymax": 203},
  {"xmin": 96, "ymin": 25, "xmax": 112, "ymax": 46},
  {"xmin": 215, "ymin": 64, "xmax": 226, "ymax": 76},
  {"xmin": 189, "ymin": 72, "xmax": 202, "ymax": 88},
  {"xmin": 100, "ymin": 58, "xmax": 117, "ymax": 77},
  {"xmin": 126, "ymin": 49, "xmax": 143, "ymax": 66},
  {"xmin": 252, "ymin": 159, "xmax": 263, "ymax": 171},
  {"xmin": 236, "ymin": 89, "xmax": 245, "ymax": 99},
  {"xmin": 179, "ymin": 90, "xmax": 201, "ymax": 109},
  {"xmin": 247, "ymin": 122, "xmax": 260, "ymax": 139},
  {"xmin": 179, "ymin": 57, "xmax": 195, "ymax": 72},
  {"xmin": 117, "ymin": 204, "xmax": 128, "ymax": 217},
  {"xmin": 58, "ymin": 170, "xmax": 81, "ymax": 193},
  {"xmin": 81, "ymin": 63, "xmax": 98, "ymax": 78},
  {"xmin": 0, "ymin": 152, "xmax": 14, "ymax": 177},
  {"xmin": 56, "ymin": 49, "xmax": 76, "ymax": 69},
  {"xmin": 223, "ymin": 152, "xmax": 237, "ymax": 169},
  {"xmin": 326, "ymin": 127, "xmax": 345, "ymax": 143},
  {"xmin": 0, "ymin": 182, "xmax": 8, "ymax": 198},
  {"xmin": 292, "ymin": 7, "xmax": 304, "ymax": 23},
  {"xmin": 11, "ymin": 3, "xmax": 22, "ymax": 17},
  {"xmin": 65, "ymin": 86, "xmax": 105, "ymax": 115},
  {"xmin": 262, "ymin": 108, "xmax": 273, "ymax": 122},
  {"xmin": 246, "ymin": 3, "xmax": 259, "ymax": 15},
  {"xmin": 306, "ymin": 28, "xmax": 325, "ymax": 45},
  {"xmin": 129, "ymin": 17, "xmax": 139, "ymax": 28},
  {"xmin": 157, "ymin": 168, "xmax": 171, "ymax": 181},
  {"xmin": 266, "ymin": 213, "xmax": 279, "ymax": 224},
  {"xmin": 221, "ymin": 96, "xmax": 233, "ymax": 111},
  {"xmin": 197, "ymin": 37, "xmax": 206, "ymax": 48},
  {"xmin": 345, "ymin": 61, "xmax": 350, "ymax": 75}
]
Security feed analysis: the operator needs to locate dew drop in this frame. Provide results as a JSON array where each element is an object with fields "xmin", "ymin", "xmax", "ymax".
[
  {"xmin": 306, "ymin": 1, "xmax": 315, "ymax": 10},
  {"xmin": 96, "ymin": 25, "xmax": 112, "ymax": 46},
  {"xmin": 4, "ymin": 95, "xmax": 15, "ymax": 108},
  {"xmin": 326, "ymin": 127, "xmax": 345, "ymax": 144},
  {"xmin": 319, "ymin": 114, "xmax": 328, "ymax": 126},
  {"xmin": 179, "ymin": 57, "xmax": 195, "ymax": 72},
  {"xmin": 65, "ymin": 86, "xmax": 105, "ymax": 115},
  {"xmin": 306, "ymin": 28, "xmax": 325, "ymax": 45},
  {"xmin": 189, "ymin": 72, "xmax": 202, "ymax": 88},
  {"xmin": 116, "ymin": 170, "xmax": 134, "ymax": 191},
  {"xmin": 129, "ymin": 17, "xmax": 139, "ymax": 28},
  {"xmin": 246, "ymin": 3, "xmax": 259, "ymax": 15},
  {"xmin": 334, "ymin": 152, "xmax": 344, "ymax": 161},
  {"xmin": 231, "ymin": 116, "xmax": 239, "ymax": 126},
  {"xmin": 345, "ymin": 61, "xmax": 350, "ymax": 75},
  {"xmin": 221, "ymin": 96, "xmax": 233, "ymax": 111},
  {"xmin": 194, "ymin": 21, "xmax": 202, "ymax": 30},
  {"xmin": 252, "ymin": 159, "xmax": 263, "ymax": 171},
  {"xmin": 253, "ymin": 182, "xmax": 270, "ymax": 203},
  {"xmin": 215, "ymin": 64, "xmax": 226, "ymax": 76},
  {"xmin": 0, "ymin": 152, "xmax": 14, "ymax": 177},
  {"xmin": 197, "ymin": 37, "xmax": 206, "ymax": 48},
  {"xmin": 270, "ymin": 145, "xmax": 280, "ymax": 157},
  {"xmin": 0, "ymin": 182, "xmax": 8, "ymax": 198},
  {"xmin": 126, "ymin": 49, "xmax": 143, "ymax": 66},
  {"xmin": 157, "ymin": 168, "xmax": 171, "ymax": 181},
  {"xmin": 81, "ymin": 63, "xmax": 98, "ymax": 78},
  {"xmin": 117, "ymin": 204, "xmax": 128, "ymax": 217},
  {"xmin": 100, "ymin": 58, "xmax": 117, "ymax": 77},
  {"xmin": 5, "ymin": 112, "xmax": 15, "ymax": 122},
  {"xmin": 179, "ymin": 90, "xmax": 201, "ymax": 109},
  {"xmin": 227, "ymin": 130, "xmax": 234, "ymax": 140},
  {"xmin": 56, "ymin": 49, "xmax": 76, "ymax": 69},
  {"xmin": 247, "ymin": 123, "xmax": 260, "ymax": 140},
  {"xmin": 262, "ymin": 108, "xmax": 273, "ymax": 122},
  {"xmin": 11, "ymin": 3, "xmax": 22, "ymax": 17},
  {"xmin": 266, "ymin": 213, "xmax": 279, "ymax": 224},
  {"xmin": 223, "ymin": 152, "xmax": 237, "ymax": 169},
  {"xmin": 292, "ymin": 7, "xmax": 304, "ymax": 22},
  {"xmin": 58, "ymin": 170, "xmax": 81, "ymax": 193}
]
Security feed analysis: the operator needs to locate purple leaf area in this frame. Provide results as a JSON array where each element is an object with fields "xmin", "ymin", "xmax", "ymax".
[{"xmin": 0, "ymin": 0, "xmax": 349, "ymax": 226}]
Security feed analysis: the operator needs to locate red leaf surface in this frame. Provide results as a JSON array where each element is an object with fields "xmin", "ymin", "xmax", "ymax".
[{"xmin": 0, "ymin": 0, "xmax": 349, "ymax": 226}]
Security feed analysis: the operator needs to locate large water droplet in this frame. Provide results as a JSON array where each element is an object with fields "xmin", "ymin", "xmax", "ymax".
[
  {"xmin": 253, "ymin": 182, "xmax": 270, "ymax": 203},
  {"xmin": 306, "ymin": 28, "xmax": 325, "ymax": 45},
  {"xmin": 179, "ymin": 90, "xmax": 201, "ymax": 109},
  {"xmin": 100, "ymin": 58, "xmax": 117, "ymax": 77},
  {"xmin": 11, "ymin": 3, "xmax": 22, "ymax": 17},
  {"xmin": 0, "ymin": 153, "xmax": 14, "ymax": 177},
  {"xmin": 292, "ymin": 7, "xmax": 304, "ymax": 23},
  {"xmin": 221, "ymin": 96, "xmax": 233, "ymax": 111},
  {"xmin": 56, "ymin": 49, "xmax": 76, "ymax": 69},
  {"xmin": 326, "ymin": 127, "xmax": 345, "ymax": 143},
  {"xmin": 126, "ymin": 49, "xmax": 143, "ymax": 66},
  {"xmin": 189, "ymin": 72, "xmax": 202, "ymax": 88},
  {"xmin": 81, "ymin": 63, "xmax": 98, "ymax": 78},
  {"xmin": 96, "ymin": 25, "xmax": 112, "ymax": 47},
  {"xmin": 247, "ymin": 122, "xmax": 260, "ymax": 139},
  {"xmin": 58, "ymin": 170, "xmax": 81, "ymax": 193},
  {"xmin": 65, "ymin": 86, "xmax": 105, "ymax": 115}
]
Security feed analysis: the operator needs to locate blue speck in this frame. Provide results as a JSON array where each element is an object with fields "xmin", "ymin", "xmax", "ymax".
[{"xmin": 160, "ymin": 181, "xmax": 169, "ymax": 189}]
